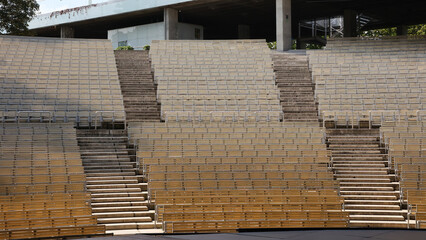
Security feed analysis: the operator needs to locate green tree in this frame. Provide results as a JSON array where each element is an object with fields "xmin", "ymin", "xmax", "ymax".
[
  {"xmin": 362, "ymin": 24, "xmax": 426, "ymax": 37},
  {"xmin": 0, "ymin": 0, "xmax": 39, "ymax": 35},
  {"xmin": 408, "ymin": 24, "xmax": 426, "ymax": 35}
]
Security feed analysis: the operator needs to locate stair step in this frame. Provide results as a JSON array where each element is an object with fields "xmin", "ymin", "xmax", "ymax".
[
  {"xmin": 344, "ymin": 200, "xmax": 401, "ymax": 205},
  {"xmin": 339, "ymin": 182, "xmax": 398, "ymax": 187},
  {"xmin": 339, "ymin": 186, "xmax": 395, "ymax": 191},
  {"xmin": 349, "ymin": 215, "xmax": 405, "ymax": 221},
  {"xmin": 340, "ymin": 191, "xmax": 399, "ymax": 196},
  {"xmin": 91, "ymin": 192, "xmax": 147, "ymax": 198},
  {"xmin": 335, "ymin": 170, "xmax": 388, "ymax": 175},
  {"xmin": 91, "ymin": 197, "xmax": 145, "ymax": 203},
  {"xmin": 87, "ymin": 179, "xmax": 138, "ymax": 185},
  {"xmin": 93, "ymin": 210, "xmax": 155, "ymax": 218},
  {"xmin": 86, "ymin": 172, "xmax": 136, "ymax": 177},
  {"xmin": 349, "ymin": 220, "xmax": 414, "ymax": 228},
  {"xmin": 98, "ymin": 217, "xmax": 152, "ymax": 224},
  {"xmin": 345, "ymin": 204, "xmax": 401, "ymax": 210},
  {"xmin": 342, "ymin": 195, "xmax": 397, "ymax": 200},
  {"xmin": 92, "ymin": 201, "xmax": 148, "ymax": 207},
  {"xmin": 337, "ymin": 178, "xmax": 392, "ymax": 183},
  {"xmin": 88, "ymin": 188, "xmax": 142, "ymax": 193},
  {"xmin": 104, "ymin": 222, "xmax": 156, "ymax": 230},
  {"xmin": 92, "ymin": 206, "xmax": 149, "ymax": 213},
  {"xmin": 345, "ymin": 209, "xmax": 408, "ymax": 215},
  {"xmin": 87, "ymin": 183, "xmax": 146, "ymax": 189}
]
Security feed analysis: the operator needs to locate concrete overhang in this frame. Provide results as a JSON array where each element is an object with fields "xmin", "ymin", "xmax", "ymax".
[{"xmin": 29, "ymin": 0, "xmax": 194, "ymax": 30}]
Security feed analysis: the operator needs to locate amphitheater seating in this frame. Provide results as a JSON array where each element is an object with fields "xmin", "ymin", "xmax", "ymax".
[
  {"xmin": 0, "ymin": 124, "xmax": 105, "ymax": 239},
  {"xmin": 129, "ymin": 122, "xmax": 348, "ymax": 233},
  {"xmin": 0, "ymin": 35, "xmax": 125, "ymax": 126},
  {"xmin": 380, "ymin": 121, "xmax": 426, "ymax": 229},
  {"xmin": 308, "ymin": 37, "xmax": 426, "ymax": 123},
  {"xmin": 149, "ymin": 40, "xmax": 283, "ymax": 121}
]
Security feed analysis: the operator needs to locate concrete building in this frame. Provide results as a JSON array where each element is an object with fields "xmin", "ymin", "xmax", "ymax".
[{"xmin": 29, "ymin": 0, "xmax": 426, "ymax": 51}]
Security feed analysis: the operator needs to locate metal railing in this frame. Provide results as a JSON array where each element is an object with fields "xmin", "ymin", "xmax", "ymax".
[
  {"xmin": 17, "ymin": 111, "xmax": 53, "ymax": 124},
  {"xmin": 163, "ymin": 111, "xmax": 284, "ymax": 122},
  {"xmin": 94, "ymin": 110, "xmax": 126, "ymax": 129}
]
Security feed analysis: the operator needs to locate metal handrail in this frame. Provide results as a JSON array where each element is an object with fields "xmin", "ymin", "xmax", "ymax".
[
  {"xmin": 94, "ymin": 111, "xmax": 126, "ymax": 129},
  {"xmin": 17, "ymin": 111, "xmax": 52, "ymax": 124}
]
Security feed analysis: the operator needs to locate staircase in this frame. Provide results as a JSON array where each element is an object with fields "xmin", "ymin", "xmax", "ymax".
[
  {"xmin": 327, "ymin": 128, "xmax": 413, "ymax": 228},
  {"xmin": 273, "ymin": 52, "xmax": 318, "ymax": 122},
  {"xmin": 77, "ymin": 129, "xmax": 161, "ymax": 235},
  {"xmin": 114, "ymin": 50, "xmax": 161, "ymax": 122}
]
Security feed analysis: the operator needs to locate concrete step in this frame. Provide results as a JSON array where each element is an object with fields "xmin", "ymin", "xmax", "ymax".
[
  {"xmin": 88, "ymin": 188, "xmax": 142, "ymax": 193},
  {"xmin": 339, "ymin": 182, "xmax": 398, "ymax": 187},
  {"xmin": 83, "ymin": 165, "xmax": 135, "ymax": 169},
  {"xmin": 87, "ymin": 176, "xmax": 142, "ymax": 181},
  {"xmin": 91, "ymin": 197, "xmax": 145, "ymax": 203},
  {"xmin": 333, "ymin": 164, "xmax": 386, "ymax": 168},
  {"xmin": 340, "ymin": 191, "xmax": 399, "ymax": 196},
  {"xmin": 339, "ymin": 186, "xmax": 395, "ymax": 191},
  {"xmin": 104, "ymin": 222, "xmax": 156, "ymax": 230},
  {"xmin": 349, "ymin": 220, "xmax": 414, "ymax": 229},
  {"xmin": 84, "ymin": 169, "xmax": 138, "ymax": 173},
  {"xmin": 91, "ymin": 201, "xmax": 148, "ymax": 208},
  {"xmin": 344, "ymin": 209, "xmax": 408, "ymax": 216},
  {"xmin": 349, "ymin": 215, "xmax": 405, "ymax": 221},
  {"xmin": 107, "ymin": 229, "xmax": 164, "ymax": 235},
  {"xmin": 344, "ymin": 204, "xmax": 401, "ymax": 210},
  {"xmin": 336, "ymin": 174, "xmax": 394, "ymax": 179},
  {"xmin": 86, "ymin": 172, "xmax": 136, "ymax": 177},
  {"xmin": 98, "ymin": 217, "xmax": 152, "ymax": 224},
  {"xmin": 91, "ymin": 192, "xmax": 147, "ymax": 199},
  {"xmin": 92, "ymin": 206, "xmax": 149, "ymax": 213},
  {"xmin": 93, "ymin": 210, "xmax": 155, "ymax": 219},
  {"xmin": 342, "ymin": 195, "xmax": 397, "ymax": 200},
  {"xmin": 335, "ymin": 170, "xmax": 389, "ymax": 175},
  {"xmin": 87, "ymin": 183, "xmax": 146, "ymax": 190},
  {"xmin": 336, "ymin": 178, "xmax": 392, "ymax": 183},
  {"xmin": 333, "ymin": 167, "xmax": 388, "ymax": 171},
  {"xmin": 344, "ymin": 200, "xmax": 401, "ymax": 205},
  {"xmin": 332, "ymin": 157, "xmax": 386, "ymax": 161},
  {"xmin": 87, "ymin": 179, "xmax": 139, "ymax": 185}
]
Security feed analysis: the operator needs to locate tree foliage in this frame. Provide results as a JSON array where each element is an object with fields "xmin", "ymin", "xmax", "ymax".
[
  {"xmin": 0, "ymin": 0, "xmax": 39, "ymax": 35},
  {"xmin": 362, "ymin": 24, "xmax": 426, "ymax": 37},
  {"xmin": 116, "ymin": 46, "xmax": 134, "ymax": 50}
]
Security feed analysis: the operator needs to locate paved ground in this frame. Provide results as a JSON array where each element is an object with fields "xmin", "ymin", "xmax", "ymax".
[{"xmin": 80, "ymin": 229, "xmax": 426, "ymax": 240}]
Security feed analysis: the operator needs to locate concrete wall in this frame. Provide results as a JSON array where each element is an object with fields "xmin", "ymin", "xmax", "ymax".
[
  {"xmin": 108, "ymin": 22, "xmax": 165, "ymax": 49},
  {"xmin": 108, "ymin": 22, "xmax": 204, "ymax": 49},
  {"xmin": 177, "ymin": 23, "xmax": 204, "ymax": 40}
]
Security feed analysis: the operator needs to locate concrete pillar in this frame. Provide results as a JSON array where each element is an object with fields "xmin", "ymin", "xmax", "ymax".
[
  {"xmin": 276, "ymin": 0, "xmax": 292, "ymax": 51},
  {"xmin": 60, "ymin": 26, "xmax": 74, "ymax": 38},
  {"xmin": 164, "ymin": 8, "xmax": 178, "ymax": 40},
  {"xmin": 397, "ymin": 25, "xmax": 408, "ymax": 36},
  {"xmin": 343, "ymin": 9, "xmax": 357, "ymax": 37},
  {"xmin": 238, "ymin": 25, "xmax": 250, "ymax": 39}
]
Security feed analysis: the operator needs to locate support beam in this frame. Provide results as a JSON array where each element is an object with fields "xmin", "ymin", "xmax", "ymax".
[
  {"xmin": 60, "ymin": 25, "xmax": 74, "ymax": 38},
  {"xmin": 164, "ymin": 8, "xmax": 178, "ymax": 40},
  {"xmin": 397, "ymin": 25, "xmax": 408, "ymax": 36},
  {"xmin": 276, "ymin": 0, "xmax": 292, "ymax": 51},
  {"xmin": 344, "ymin": 9, "xmax": 357, "ymax": 37}
]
